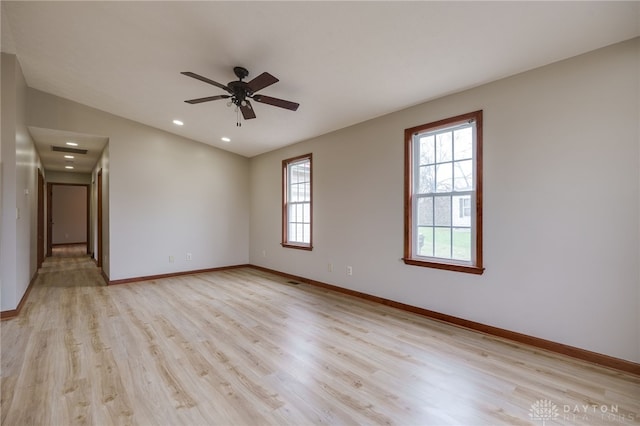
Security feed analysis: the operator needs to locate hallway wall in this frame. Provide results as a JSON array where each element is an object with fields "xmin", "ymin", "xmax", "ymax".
[{"xmin": 0, "ymin": 53, "xmax": 42, "ymax": 311}]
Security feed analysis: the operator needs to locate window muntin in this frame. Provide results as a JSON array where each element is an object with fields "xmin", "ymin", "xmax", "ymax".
[
  {"xmin": 282, "ymin": 154, "xmax": 312, "ymax": 250},
  {"xmin": 404, "ymin": 111, "xmax": 483, "ymax": 274}
]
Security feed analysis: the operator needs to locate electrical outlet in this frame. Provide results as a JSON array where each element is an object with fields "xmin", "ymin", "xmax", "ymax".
[
  {"xmin": 186, "ymin": 253, "xmax": 192, "ymax": 261},
  {"xmin": 169, "ymin": 255, "xmax": 174, "ymax": 263},
  {"xmin": 347, "ymin": 266, "xmax": 353, "ymax": 276},
  {"xmin": 262, "ymin": 249, "xmax": 267, "ymax": 257},
  {"xmin": 328, "ymin": 263, "xmax": 334, "ymax": 272}
]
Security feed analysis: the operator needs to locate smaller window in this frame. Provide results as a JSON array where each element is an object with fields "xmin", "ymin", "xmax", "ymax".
[{"xmin": 282, "ymin": 154, "xmax": 313, "ymax": 250}]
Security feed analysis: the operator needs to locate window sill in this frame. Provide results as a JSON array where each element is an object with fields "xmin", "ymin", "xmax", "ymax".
[
  {"xmin": 403, "ymin": 258, "xmax": 484, "ymax": 275},
  {"xmin": 281, "ymin": 243, "xmax": 313, "ymax": 251}
]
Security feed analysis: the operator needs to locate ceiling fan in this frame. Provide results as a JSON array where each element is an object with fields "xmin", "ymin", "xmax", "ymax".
[{"xmin": 181, "ymin": 67, "xmax": 299, "ymax": 125}]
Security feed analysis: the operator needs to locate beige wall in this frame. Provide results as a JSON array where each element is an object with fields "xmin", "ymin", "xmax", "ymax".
[
  {"xmin": 249, "ymin": 39, "xmax": 640, "ymax": 362},
  {"xmin": 51, "ymin": 185, "xmax": 87, "ymax": 245}
]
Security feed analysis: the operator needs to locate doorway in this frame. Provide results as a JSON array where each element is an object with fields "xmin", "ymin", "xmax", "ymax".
[
  {"xmin": 37, "ymin": 170, "xmax": 45, "ymax": 268},
  {"xmin": 47, "ymin": 183, "xmax": 90, "ymax": 256},
  {"xmin": 97, "ymin": 170, "xmax": 103, "ymax": 268}
]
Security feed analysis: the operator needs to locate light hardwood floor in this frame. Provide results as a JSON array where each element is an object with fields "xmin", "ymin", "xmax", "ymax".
[{"xmin": 2, "ymin": 249, "xmax": 639, "ymax": 425}]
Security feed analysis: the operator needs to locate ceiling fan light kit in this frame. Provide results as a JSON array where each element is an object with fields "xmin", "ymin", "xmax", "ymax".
[{"xmin": 182, "ymin": 67, "xmax": 299, "ymax": 127}]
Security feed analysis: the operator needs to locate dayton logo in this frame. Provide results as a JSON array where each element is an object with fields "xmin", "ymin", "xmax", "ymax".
[{"xmin": 530, "ymin": 399, "xmax": 559, "ymax": 425}]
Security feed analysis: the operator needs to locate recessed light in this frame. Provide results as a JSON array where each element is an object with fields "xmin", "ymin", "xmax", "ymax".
[
  {"xmin": 221, "ymin": 137, "xmax": 231, "ymax": 142},
  {"xmin": 64, "ymin": 155, "xmax": 74, "ymax": 159},
  {"xmin": 66, "ymin": 142, "xmax": 78, "ymax": 146},
  {"xmin": 65, "ymin": 166, "xmax": 74, "ymax": 169},
  {"xmin": 173, "ymin": 119, "xmax": 184, "ymax": 126}
]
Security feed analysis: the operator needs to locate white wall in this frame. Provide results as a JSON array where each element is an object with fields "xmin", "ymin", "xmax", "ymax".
[
  {"xmin": 1, "ymin": 53, "xmax": 42, "ymax": 311},
  {"xmin": 27, "ymin": 89, "xmax": 249, "ymax": 281},
  {"xmin": 15, "ymin": 54, "xmax": 40, "ymax": 298},
  {"xmin": 250, "ymin": 39, "xmax": 640, "ymax": 363}
]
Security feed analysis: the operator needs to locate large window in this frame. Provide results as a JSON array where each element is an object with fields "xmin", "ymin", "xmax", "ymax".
[
  {"xmin": 282, "ymin": 154, "xmax": 313, "ymax": 250},
  {"xmin": 404, "ymin": 111, "xmax": 483, "ymax": 274}
]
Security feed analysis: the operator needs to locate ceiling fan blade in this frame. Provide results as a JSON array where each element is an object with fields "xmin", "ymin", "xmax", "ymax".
[
  {"xmin": 247, "ymin": 72, "xmax": 279, "ymax": 93},
  {"xmin": 184, "ymin": 95, "xmax": 230, "ymax": 104},
  {"xmin": 181, "ymin": 71, "xmax": 231, "ymax": 93},
  {"xmin": 253, "ymin": 94, "xmax": 299, "ymax": 111},
  {"xmin": 240, "ymin": 100, "xmax": 256, "ymax": 120}
]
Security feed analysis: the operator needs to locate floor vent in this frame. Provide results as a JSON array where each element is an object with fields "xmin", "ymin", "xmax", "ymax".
[{"xmin": 287, "ymin": 280, "xmax": 301, "ymax": 285}]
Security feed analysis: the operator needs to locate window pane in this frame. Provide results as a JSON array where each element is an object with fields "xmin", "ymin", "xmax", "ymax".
[
  {"xmin": 289, "ymin": 204, "xmax": 297, "ymax": 222},
  {"xmin": 454, "ymin": 160, "xmax": 473, "ymax": 191},
  {"xmin": 434, "ymin": 228, "xmax": 451, "ymax": 258},
  {"xmin": 417, "ymin": 226, "xmax": 433, "ymax": 257},
  {"xmin": 290, "ymin": 165, "xmax": 299, "ymax": 184},
  {"xmin": 419, "ymin": 135, "xmax": 435, "ymax": 165},
  {"xmin": 291, "ymin": 183, "xmax": 304, "ymax": 202},
  {"xmin": 452, "ymin": 195, "xmax": 471, "ymax": 227},
  {"xmin": 436, "ymin": 131, "xmax": 452, "ymax": 162},
  {"xmin": 304, "ymin": 182, "xmax": 310, "ymax": 202},
  {"xmin": 452, "ymin": 228, "xmax": 471, "ymax": 261},
  {"xmin": 289, "ymin": 223, "xmax": 297, "ymax": 242},
  {"xmin": 291, "ymin": 161, "xmax": 309, "ymax": 184},
  {"xmin": 303, "ymin": 224, "xmax": 311, "ymax": 243},
  {"xmin": 454, "ymin": 127, "xmax": 472, "ymax": 160},
  {"xmin": 418, "ymin": 165, "xmax": 435, "ymax": 194},
  {"xmin": 436, "ymin": 163, "xmax": 453, "ymax": 193},
  {"xmin": 289, "ymin": 184, "xmax": 298, "ymax": 202},
  {"xmin": 417, "ymin": 197, "xmax": 433, "ymax": 226},
  {"xmin": 295, "ymin": 224, "xmax": 303, "ymax": 242},
  {"xmin": 303, "ymin": 203, "xmax": 310, "ymax": 222},
  {"xmin": 298, "ymin": 184, "xmax": 303, "ymax": 202},
  {"xmin": 434, "ymin": 196, "xmax": 451, "ymax": 226}
]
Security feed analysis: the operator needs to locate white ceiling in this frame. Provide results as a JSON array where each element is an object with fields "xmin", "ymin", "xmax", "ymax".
[
  {"xmin": 2, "ymin": 2, "xmax": 639, "ymax": 164},
  {"xmin": 28, "ymin": 126, "xmax": 108, "ymax": 174}
]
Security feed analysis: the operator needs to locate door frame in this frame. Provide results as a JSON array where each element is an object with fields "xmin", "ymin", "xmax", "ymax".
[
  {"xmin": 97, "ymin": 169, "xmax": 103, "ymax": 268},
  {"xmin": 37, "ymin": 169, "xmax": 45, "ymax": 267}
]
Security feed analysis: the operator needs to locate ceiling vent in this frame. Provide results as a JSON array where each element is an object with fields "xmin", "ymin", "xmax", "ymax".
[{"xmin": 51, "ymin": 145, "xmax": 88, "ymax": 154}]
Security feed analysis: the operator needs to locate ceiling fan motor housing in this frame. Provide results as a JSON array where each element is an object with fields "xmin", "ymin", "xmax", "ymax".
[{"xmin": 227, "ymin": 81, "xmax": 251, "ymax": 106}]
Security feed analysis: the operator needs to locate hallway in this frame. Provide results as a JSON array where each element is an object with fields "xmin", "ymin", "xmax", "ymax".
[{"xmin": 40, "ymin": 244, "xmax": 104, "ymax": 284}]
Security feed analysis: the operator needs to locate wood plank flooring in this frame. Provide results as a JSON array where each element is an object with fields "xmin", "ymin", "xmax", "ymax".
[{"xmin": 2, "ymin": 248, "xmax": 639, "ymax": 425}]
